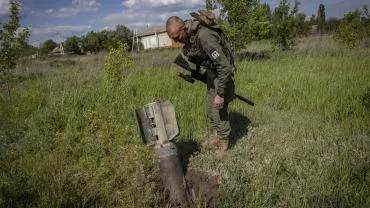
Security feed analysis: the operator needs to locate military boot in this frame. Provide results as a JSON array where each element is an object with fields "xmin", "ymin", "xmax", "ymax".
[
  {"xmin": 215, "ymin": 138, "xmax": 229, "ymax": 157},
  {"xmin": 203, "ymin": 129, "xmax": 219, "ymax": 150}
]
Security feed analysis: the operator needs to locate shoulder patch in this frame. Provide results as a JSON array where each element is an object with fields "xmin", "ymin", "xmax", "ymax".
[{"xmin": 211, "ymin": 50, "xmax": 220, "ymax": 60}]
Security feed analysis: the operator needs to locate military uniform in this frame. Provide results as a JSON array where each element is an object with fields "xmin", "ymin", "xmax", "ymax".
[{"xmin": 182, "ymin": 20, "xmax": 235, "ymax": 140}]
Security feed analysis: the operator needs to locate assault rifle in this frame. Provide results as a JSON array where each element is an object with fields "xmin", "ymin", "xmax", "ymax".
[{"xmin": 174, "ymin": 54, "xmax": 255, "ymax": 106}]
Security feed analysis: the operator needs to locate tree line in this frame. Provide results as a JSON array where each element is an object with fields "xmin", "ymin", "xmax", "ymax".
[
  {"xmin": 2, "ymin": 0, "xmax": 370, "ymax": 61},
  {"xmin": 36, "ymin": 0, "xmax": 369, "ymax": 54},
  {"xmin": 211, "ymin": 0, "xmax": 369, "ymax": 50},
  {"xmin": 38, "ymin": 25, "xmax": 134, "ymax": 55}
]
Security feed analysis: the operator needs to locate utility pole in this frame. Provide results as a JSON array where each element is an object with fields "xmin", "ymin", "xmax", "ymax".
[
  {"xmin": 132, "ymin": 29, "xmax": 135, "ymax": 51},
  {"xmin": 136, "ymin": 29, "xmax": 140, "ymax": 52},
  {"xmin": 131, "ymin": 29, "xmax": 140, "ymax": 52},
  {"xmin": 57, "ymin": 32, "xmax": 65, "ymax": 55}
]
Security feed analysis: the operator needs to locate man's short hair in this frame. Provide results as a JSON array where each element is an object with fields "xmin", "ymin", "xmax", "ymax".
[{"xmin": 166, "ymin": 16, "xmax": 184, "ymax": 32}]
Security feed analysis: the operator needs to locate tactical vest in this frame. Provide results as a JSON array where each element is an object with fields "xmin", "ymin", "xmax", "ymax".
[{"xmin": 182, "ymin": 19, "xmax": 234, "ymax": 70}]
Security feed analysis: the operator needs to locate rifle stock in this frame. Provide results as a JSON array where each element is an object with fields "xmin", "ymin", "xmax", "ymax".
[{"xmin": 174, "ymin": 54, "xmax": 255, "ymax": 106}]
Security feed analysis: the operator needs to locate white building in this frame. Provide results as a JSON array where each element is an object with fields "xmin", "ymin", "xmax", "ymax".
[{"xmin": 138, "ymin": 26, "xmax": 180, "ymax": 50}]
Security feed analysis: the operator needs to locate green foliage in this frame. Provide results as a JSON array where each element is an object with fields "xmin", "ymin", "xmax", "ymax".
[
  {"xmin": 250, "ymin": 3, "xmax": 273, "ymax": 40},
  {"xmin": 39, "ymin": 39, "xmax": 58, "ymax": 55},
  {"xmin": 64, "ymin": 36, "xmax": 81, "ymax": 54},
  {"xmin": 0, "ymin": 0, "xmax": 30, "ymax": 74},
  {"xmin": 317, "ymin": 4, "xmax": 326, "ymax": 34},
  {"xmin": 326, "ymin": 17, "xmax": 340, "ymax": 33},
  {"xmin": 111, "ymin": 25, "xmax": 134, "ymax": 50},
  {"xmin": 19, "ymin": 43, "xmax": 38, "ymax": 57},
  {"xmin": 104, "ymin": 42, "xmax": 133, "ymax": 85},
  {"xmin": 83, "ymin": 31, "xmax": 102, "ymax": 54},
  {"xmin": 80, "ymin": 25, "xmax": 133, "ymax": 53},
  {"xmin": 216, "ymin": 0, "xmax": 260, "ymax": 49},
  {"xmin": 310, "ymin": 14, "xmax": 317, "ymax": 25},
  {"xmin": 271, "ymin": 0, "xmax": 300, "ymax": 50},
  {"xmin": 263, "ymin": 2, "xmax": 272, "ymax": 20},
  {"xmin": 335, "ymin": 9, "xmax": 367, "ymax": 48},
  {"xmin": 296, "ymin": 13, "xmax": 311, "ymax": 36}
]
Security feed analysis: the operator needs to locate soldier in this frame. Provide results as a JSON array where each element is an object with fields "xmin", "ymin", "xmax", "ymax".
[{"xmin": 166, "ymin": 14, "xmax": 235, "ymax": 156}]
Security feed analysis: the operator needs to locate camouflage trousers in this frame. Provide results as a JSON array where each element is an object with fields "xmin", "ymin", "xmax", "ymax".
[{"xmin": 207, "ymin": 88, "xmax": 231, "ymax": 140}]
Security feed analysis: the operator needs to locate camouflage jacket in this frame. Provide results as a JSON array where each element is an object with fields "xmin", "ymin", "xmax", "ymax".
[{"xmin": 182, "ymin": 20, "xmax": 235, "ymax": 98}]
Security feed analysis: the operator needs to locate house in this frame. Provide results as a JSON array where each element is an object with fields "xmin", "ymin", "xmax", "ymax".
[{"xmin": 138, "ymin": 26, "xmax": 181, "ymax": 50}]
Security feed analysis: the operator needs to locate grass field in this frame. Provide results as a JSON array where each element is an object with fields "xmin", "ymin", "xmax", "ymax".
[{"xmin": 1, "ymin": 36, "xmax": 369, "ymax": 207}]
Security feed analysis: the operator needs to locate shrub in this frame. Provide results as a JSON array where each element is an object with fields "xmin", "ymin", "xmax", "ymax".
[
  {"xmin": 271, "ymin": 0, "xmax": 300, "ymax": 50},
  {"xmin": 0, "ymin": 1, "xmax": 30, "ymax": 75},
  {"xmin": 104, "ymin": 42, "xmax": 133, "ymax": 85},
  {"xmin": 335, "ymin": 10, "xmax": 367, "ymax": 48}
]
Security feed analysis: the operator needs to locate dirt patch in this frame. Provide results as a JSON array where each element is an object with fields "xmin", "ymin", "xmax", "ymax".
[
  {"xmin": 185, "ymin": 168, "xmax": 220, "ymax": 208},
  {"xmin": 145, "ymin": 167, "xmax": 220, "ymax": 208}
]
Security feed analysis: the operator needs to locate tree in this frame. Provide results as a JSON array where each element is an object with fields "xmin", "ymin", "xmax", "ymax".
[
  {"xmin": 326, "ymin": 18, "xmax": 340, "ymax": 33},
  {"xmin": 0, "ymin": 0, "xmax": 30, "ymax": 75},
  {"xmin": 317, "ymin": 4, "xmax": 326, "ymax": 34},
  {"xmin": 310, "ymin": 14, "xmax": 316, "ymax": 25},
  {"xmin": 335, "ymin": 9, "xmax": 367, "ymax": 48},
  {"xmin": 206, "ymin": 0, "xmax": 216, "ymax": 10},
  {"xmin": 82, "ymin": 31, "xmax": 102, "ymax": 53},
  {"xmin": 20, "ymin": 44, "xmax": 38, "ymax": 57},
  {"xmin": 263, "ymin": 3, "xmax": 272, "ymax": 20},
  {"xmin": 296, "ymin": 13, "xmax": 310, "ymax": 36},
  {"xmin": 80, "ymin": 25, "xmax": 133, "ymax": 53},
  {"xmin": 271, "ymin": 0, "xmax": 300, "ymax": 50},
  {"xmin": 111, "ymin": 25, "xmax": 133, "ymax": 50},
  {"xmin": 216, "ymin": 0, "xmax": 260, "ymax": 49},
  {"xmin": 250, "ymin": 3, "xmax": 273, "ymax": 40},
  {"xmin": 40, "ymin": 39, "xmax": 58, "ymax": 55},
  {"xmin": 64, "ymin": 36, "xmax": 81, "ymax": 54}
]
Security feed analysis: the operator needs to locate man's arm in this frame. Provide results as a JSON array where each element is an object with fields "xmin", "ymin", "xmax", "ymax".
[{"xmin": 198, "ymin": 29, "xmax": 234, "ymax": 97}]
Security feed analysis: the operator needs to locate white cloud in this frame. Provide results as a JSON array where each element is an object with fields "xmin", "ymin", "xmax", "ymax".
[
  {"xmin": 45, "ymin": 0, "xmax": 101, "ymax": 18},
  {"xmin": 159, "ymin": 9, "xmax": 193, "ymax": 21},
  {"xmin": 44, "ymin": 9, "xmax": 54, "ymax": 14},
  {"xmin": 100, "ymin": 25, "xmax": 115, "ymax": 31},
  {"xmin": 103, "ymin": 0, "xmax": 205, "ymax": 29},
  {"xmin": 50, "ymin": 7, "xmax": 79, "ymax": 17},
  {"xmin": 104, "ymin": 11, "xmax": 158, "ymax": 27},
  {"xmin": 72, "ymin": 0, "xmax": 101, "ymax": 8},
  {"xmin": 31, "ymin": 25, "xmax": 92, "ymax": 36},
  {"xmin": 29, "ymin": 25, "xmax": 92, "ymax": 45},
  {"xmin": 122, "ymin": 0, "xmax": 203, "ymax": 8},
  {"xmin": 0, "ymin": 0, "xmax": 10, "ymax": 15}
]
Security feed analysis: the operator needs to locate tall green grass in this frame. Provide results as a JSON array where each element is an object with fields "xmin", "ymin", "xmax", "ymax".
[{"xmin": 1, "ymin": 37, "xmax": 369, "ymax": 207}]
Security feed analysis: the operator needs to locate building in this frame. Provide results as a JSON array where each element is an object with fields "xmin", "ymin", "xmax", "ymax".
[{"xmin": 138, "ymin": 26, "xmax": 181, "ymax": 50}]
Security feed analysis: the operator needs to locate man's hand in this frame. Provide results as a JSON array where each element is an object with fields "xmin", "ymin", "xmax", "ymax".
[{"xmin": 214, "ymin": 95, "xmax": 224, "ymax": 109}]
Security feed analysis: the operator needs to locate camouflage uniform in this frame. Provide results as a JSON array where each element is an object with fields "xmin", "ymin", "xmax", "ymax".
[{"xmin": 182, "ymin": 20, "xmax": 235, "ymax": 140}]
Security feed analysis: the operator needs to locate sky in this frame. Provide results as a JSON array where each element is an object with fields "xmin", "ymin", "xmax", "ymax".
[{"xmin": 0, "ymin": 0, "xmax": 369, "ymax": 46}]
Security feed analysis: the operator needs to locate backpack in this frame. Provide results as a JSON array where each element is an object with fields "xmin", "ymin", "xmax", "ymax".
[{"xmin": 190, "ymin": 10, "xmax": 222, "ymax": 33}]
